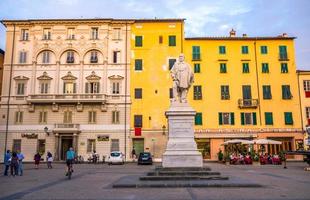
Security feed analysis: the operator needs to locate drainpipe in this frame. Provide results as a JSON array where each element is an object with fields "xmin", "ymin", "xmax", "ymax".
[
  {"xmin": 4, "ymin": 24, "xmax": 16, "ymax": 158},
  {"xmin": 124, "ymin": 22, "xmax": 128, "ymax": 161},
  {"xmin": 254, "ymin": 40, "xmax": 262, "ymax": 125},
  {"xmin": 296, "ymin": 72, "xmax": 304, "ymax": 135}
]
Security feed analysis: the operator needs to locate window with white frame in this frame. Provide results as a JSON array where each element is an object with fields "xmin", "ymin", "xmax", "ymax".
[
  {"xmin": 113, "ymin": 28, "xmax": 121, "ymax": 40},
  {"xmin": 85, "ymin": 82, "xmax": 100, "ymax": 93},
  {"xmin": 67, "ymin": 28, "xmax": 75, "ymax": 39},
  {"xmin": 91, "ymin": 27, "xmax": 99, "ymax": 40},
  {"xmin": 21, "ymin": 29, "xmax": 29, "ymax": 41},
  {"xmin": 66, "ymin": 51, "xmax": 74, "ymax": 63},
  {"xmin": 219, "ymin": 112, "xmax": 234, "ymax": 125},
  {"xmin": 87, "ymin": 139, "xmax": 96, "ymax": 153},
  {"xmin": 63, "ymin": 81, "xmax": 76, "ymax": 94},
  {"xmin": 90, "ymin": 51, "xmax": 98, "ymax": 63},
  {"xmin": 40, "ymin": 81, "xmax": 49, "ymax": 94},
  {"xmin": 112, "ymin": 82, "xmax": 120, "ymax": 94},
  {"xmin": 112, "ymin": 111, "xmax": 120, "ymax": 124},
  {"xmin": 19, "ymin": 51, "xmax": 27, "ymax": 63},
  {"xmin": 63, "ymin": 110, "xmax": 72, "ymax": 123},
  {"xmin": 39, "ymin": 111, "xmax": 47, "ymax": 123},
  {"xmin": 16, "ymin": 82, "xmax": 25, "ymax": 95},
  {"xmin": 43, "ymin": 28, "xmax": 51, "ymax": 40},
  {"xmin": 42, "ymin": 51, "xmax": 50, "ymax": 64},
  {"xmin": 15, "ymin": 111, "xmax": 23, "ymax": 124},
  {"xmin": 113, "ymin": 51, "xmax": 120, "ymax": 63},
  {"xmin": 88, "ymin": 111, "xmax": 97, "ymax": 124},
  {"xmin": 304, "ymin": 80, "xmax": 310, "ymax": 91}
]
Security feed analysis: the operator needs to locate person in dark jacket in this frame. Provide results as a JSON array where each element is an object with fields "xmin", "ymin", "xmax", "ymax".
[
  {"xmin": 10, "ymin": 152, "xmax": 19, "ymax": 176},
  {"xmin": 46, "ymin": 151, "xmax": 53, "ymax": 169},
  {"xmin": 34, "ymin": 152, "xmax": 41, "ymax": 169},
  {"xmin": 4, "ymin": 150, "xmax": 11, "ymax": 176}
]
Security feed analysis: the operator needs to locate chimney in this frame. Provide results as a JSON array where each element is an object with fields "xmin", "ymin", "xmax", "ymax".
[
  {"xmin": 282, "ymin": 33, "xmax": 288, "ymax": 37},
  {"xmin": 242, "ymin": 34, "xmax": 247, "ymax": 37},
  {"xmin": 229, "ymin": 29, "xmax": 236, "ymax": 37}
]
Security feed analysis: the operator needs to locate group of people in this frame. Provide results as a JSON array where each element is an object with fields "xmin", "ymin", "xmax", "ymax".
[
  {"xmin": 229, "ymin": 152, "xmax": 283, "ymax": 165},
  {"xmin": 229, "ymin": 153, "xmax": 253, "ymax": 165},
  {"xmin": 260, "ymin": 153, "xmax": 282, "ymax": 165},
  {"xmin": 3, "ymin": 150, "xmax": 55, "ymax": 176}
]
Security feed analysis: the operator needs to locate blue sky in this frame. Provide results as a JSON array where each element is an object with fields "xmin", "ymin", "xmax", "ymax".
[{"xmin": 0, "ymin": 0, "xmax": 309, "ymax": 69}]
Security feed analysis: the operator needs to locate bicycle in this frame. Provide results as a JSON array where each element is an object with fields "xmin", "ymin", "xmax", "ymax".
[{"xmin": 67, "ymin": 162, "xmax": 73, "ymax": 179}]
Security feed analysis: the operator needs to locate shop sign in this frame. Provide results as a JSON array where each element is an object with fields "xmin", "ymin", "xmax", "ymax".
[
  {"xmin": 97, "ymin": 135, "xmax": 109, "ymax": 141},
  {"xmin": 21, "ymin": 133, "xmax": 38, "ymax": 139}
]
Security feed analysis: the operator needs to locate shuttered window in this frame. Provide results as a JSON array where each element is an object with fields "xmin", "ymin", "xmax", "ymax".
[
  {"xmin": 219, "ymin": 112, "xmax": 234, "ymax": 125},
  {"xmin": 194, "ymin": 63, "xmax": 200, "ymax": 73},
  {"xmin": 169, "ymin": 59, "xmax": 176, "ymax": 70},
  {"xmin": 220, "ymin": 63, "xmax": 227, "ymax": 73},
  {"xmin": 242, "ymin": 63, "xmax": 250, "ymax": 73},
  {"xmin": 221, "ymin": 85, "xmax": 230, "ymax": 100},
  {"xmin": 192, "ymin": 46, "xmax": 200, "ymax": 60},
  {"xmin": 195, "ymin": 112, "xmax": 203, "ymax": 125},
  {"xmin": 241, "ymin": 112, "xmax": 257, "ymax": 125},
  {"xmin": 135, "ymin": 88, "xmax": 142, "ymax": 99},
  {"xmin": 262, "ymin": 63, "xmax": 269, "ymax": 73},
  {"xmin": 241, "ymin": 46, "xmax": 249, "ymax": 54},
  {"xmin": 281, "ymin": 63, "xmax": 288, "ymax": 73},
  {"xmin": 193, "ymin": 85, "xmax": 202, "ymax": 100},
  {"xmin": 284, "ymin": 112, "xmax": 293, "ymax": 125},
  {"xmin": 261, "ymin": 46, "xmax": 268, "ymax": 54},
  {"xmin": 168, "ymin": 35, "xmax": 176, "ymax": 46},
  {"xmin": 263, "ymin": 85, "xmax": 272, "ymax": 99},
  {"xmin": 134, "ymin": 115, "xmax": 143, "ymax": 127},
  {"xmin": 219, "ymin": 46, "xmax": 226, "ymax": 54},
  {"xmin": 265, "ymin": 112, "xmax": 273, "ymax": 125},
  {"xmin": 282, "ymin": 85, "xmax": 292, "ymax": 99},
  {"xmin": 88, "ymin": 111, "xmax": 97, "ymax": 124},
  {"xmin": 135, "ymin": 36, "xmax": 143, "ymax": 47},
  {"xmin": 135, "ymin": 59, "xmax": 143, "ymax": 71}
]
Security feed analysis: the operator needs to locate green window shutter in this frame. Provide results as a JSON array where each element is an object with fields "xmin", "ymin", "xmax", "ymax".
[
  {"xmin": 169, "ymin": 59, "xmax": 176, "ymax": 70},
  {"xmin": 135, "ymin": 59, "xmax": 142, "ymax": 70},
  {"xmin": 168, "ymin": 35, "xmax": 176, "ymax": 46},
  {"xmin": 195, "ymin": 113, "xmax": 203, "ymax": 125},
  {"xmin": 192, "ymin": 46, "xmax": 200, "ymax": 60},
  {"xmin": 241, "ymin": 113, "xmax": 245, "ymax": 125},
  {"xmin": 242, "ymin": 46, "xmax": 248, "ymax": 54},
  {"xmin": 282, "ymin": 85, "xmax": 291, "ymax": 99},
  {"xmin": 220, "ymin": 63, "xmax": 227, "ymax": 73},
  {"xmin": 262, "ymin": 63, "xmax": 269, "ymax": 73},
  {"xmin": 219, "ymin": 46, "xmax": 226, "ymax": 54},
  {"xmin": 265, "ymin": 112, "xmax": 273, "ymax": 125},
  {"xmin": 252, "ymin": 112, "xmax": 257, "ymax": 125},
  {"xmin": 219, "ymin": 113, "xmax": 223, "ymax": 125},
  {"xmin": 261, "ymin": 46, "xmax": 268, "ymax": 54},
  {"xmin": 263, "ymin": 85, "xmax": 271, "ymax": 99},
  {"xmin": 135, "ymin": 36, "xmax": 143, "ymax": 47},
  {"xmin": 285, "ymin": 112, "xmax": 293, "ymax": 125},
  {"xmin": 279, "ymin": 46, "xmax": 287, "ymax": 60},
  {"xmin": 242, "ymin": 63, "xmax": 249, "ymax": 73},
  {"xmin": 281, "ymin": 63, "xmax": 288, "ymax": 73},
  {"xmin": 194, "ymin": 63, "xmax": 200, "ymax": 73},
  {"xmin": 230, "ymin": 112, "xmax": 235, "ymax": 125}
]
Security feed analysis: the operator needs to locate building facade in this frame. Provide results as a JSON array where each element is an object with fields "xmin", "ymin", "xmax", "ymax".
[
  {"xmin": 0, "ymin": 49, "xmax": 4, "ymax": 96},
  {"xmin": 0, "ymin": 19, "xmax": 132, "ymax": 161},
  {"xmin": 297, "ymin": 70, "xmax": 310, "ymax": 150}
]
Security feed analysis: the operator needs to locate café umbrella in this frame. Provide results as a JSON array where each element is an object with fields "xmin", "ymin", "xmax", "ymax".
[
  {"xmin": 254, "ymin": 139, "xmax": 282, "ymax": 145},
  {"xmin": 223, "ymin": 139, "xmax": 254, "ymax": 145}
]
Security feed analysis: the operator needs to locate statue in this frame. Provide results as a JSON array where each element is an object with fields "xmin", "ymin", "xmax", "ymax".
[{"xmin": 170, "ymin": 54, "xmax": 194, "ymax": 103}]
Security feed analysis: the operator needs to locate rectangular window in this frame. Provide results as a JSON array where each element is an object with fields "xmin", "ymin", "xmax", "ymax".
[
  {"xmin": 242, "ymin": 85, "xmax": 252, "ymax": 99},
  {"xmin": 284, "ymin": 112, "xmax": 293, "ymax": 125},
  {"xmin": 66, "ymin": 51, "xmax": 74, "ymax": 63},
  {"xmin": 219, "ymin": 46, "xmax": 226, "ymax": 54},
  {"xmin": 17, "ymin": 82, "xmax": 25, "ymax": 95},
  {"xmin": 135, "ymin": 88, "xmax": 142, "ymax": 99},
  {"xmin": 135, "ymin": 36, "xmax": 143, "ymax": 47},
  {"xmin": 219, "ymin": 112, "xmax": 235, "ymax": 125},
  {"xmin": 168, "ymin": 59, "xmax": 176, "ymax": 70},
  {"xmin": 265, "ymin": 112, "xmax": 273, "ymax": 125},
  {"xmin": 19, "ymin": 51, "xmax": 27, "ymax": 63},
  {"xmin": 40, "ymin": 82, "xmax": 49, "ymax": 94},
  {"xmin": 242, "ymin": 63, "xmax": 250, "ymax": 73},
  {"xmin": 282, "ymin": 85, "xmax": 292, "ymax": 99},
  {"xmin": 159, "ymin": 35, "xmax": 163, "ymax": 44},
  {"xmin": 221, "ymin": 85, "xmax": 230, "ymax": 100},
  {"xmin": 112, "ymin": 82, "xmax": 120, "ymax": 94},
  {"xmin": 304, "ymin": 80, "xmax": 310, "ymax": 91},
  {"xmin": 113, "ymin": 28, "xmax": 121, "ymax": 40},
  {"xmin": 135, "ymin": 59, "xmax": 143, "ymax": 71},
  {"xmin": 220, "ymin": 63, "xmax": 227, "ymax": 73},
  {"xmin": 111, "ymin": 139, "xmax": 120, "ymax": 152},
  {"xmin": 192, "ymin": 46, "xmax": 200, "ymax": 60},
  {"xmin": 112, "ymin": 111, "xmax": 120, "ymax": 124},
  {"xmin": 241, "ymin": 112, "xmax": 257, "ymax": 125},
  {"xmin": 195, "ymin": 112, "xmax": 203, "ymax": 125},
  {"xmin": 194, "ymin": 63, "xmax": 200, "ymax": 73},
  {"xmin": 43, "ymin": 28, "xmax": 51, "ymax": 40},
  {"xmin": 67, "ymin": 28, "xmax": 75, "ymax": 39},
  {"xmin": 12, "ymin": 139, "xmax": 21, "ymax": 152},
  {"xmin": 63, "ymin": 82, "xmax": 76, "ymax": 94},
  {"xmin": 91, "ymin": 27, "xmax": 99, "ymax": 40},
  {"xmin": 39, "ymin": 111, "xmax": 47, "ymax": 123},
  {"xmin": 241, "ymin": 46, "xmax": 249, "ymax": 54},
  {"xmin": 90, "ymin": 51, "xmax": 98, "ymax": 63},
  {"xmin": 134, "ymin": 115, "xmax": 142, "ymax": 127},
  {"xmin": 262, "ymin": 63, "xmax": 269, "ymax": 73},
  {"xmin": 168, "ymin": 35, "xmax": 176, "ymax": 46},
  {"xmin": 63, "ymin": 111, "xmax": 72, "ymax": 123},
  {"xmin": 306, "ymin": 107, "xmax": 310, "ymax": 119},
  {"xmin": 263, "ymin": 85, "xmax": 272, "ymax": 99},
  {"xmin": 87, "ymin": 139, "xmax": 96, "ymax": 153},
  {"xmin": 42, "ymin": 51, "xmax": 50, "ymax": 63},
  {"xmin": 37, "ymin": 140, "xmax": 46, "ymax": 155},
  {"xmin": 85, "ymin": 82, "xmax": 101, "ymax": 94},
  {"xmin": 113, "ymin": 51, "xmax": 120, "ymax": 63},
  {"xmin": 193, "ymin": 85, "xmax": 202, "ymax": 100},
  {"xmin": 15, "ymin": 111, "xmax": 23, "ymax": 124},
  {"xmin": 21, "ymin": 29, "xmax": 29, "ymax": 41},
  {"xmin": 88, "ymin": 111, "xmax": 96, "ymax": 124},
  {"xmin": 279, "ymin": 45, "xmax": 288, "ymax": 60},
  {"xmin": 281, "ymin": 63, "xmax": 288, "ymax": 73},
  {"xmin": 169, "ymin": 88, "xmax": 173, "ymax": 99},
  {"xmin": 261, "ymin": 46, "xmax": 268, "ymax": 54}
]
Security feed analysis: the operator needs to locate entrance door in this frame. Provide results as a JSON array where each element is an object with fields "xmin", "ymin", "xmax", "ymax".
[
  {"xmin": 132, "ymin": 138, "xmax": 144, "ymax": 157},
  {"xmin": 61, "ymin": 137, "xmax": 73, "ymax": 160}
]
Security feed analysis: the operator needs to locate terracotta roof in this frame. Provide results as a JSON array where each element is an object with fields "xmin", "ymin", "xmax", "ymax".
[
  {"xmin": 185, "ymin": 36, "xmax": 296, "ymax": 40},
  {"xmin": 297, "ymin": 70, "xmax": 310, "ymax": 74}
]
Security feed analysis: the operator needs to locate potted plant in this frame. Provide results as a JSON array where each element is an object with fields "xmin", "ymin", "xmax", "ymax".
[
  {"xmin": 251, "ymin": 150, "xmax": 260, "ymax": 165},
  {"xmin": 223, "ymin": 152, "xmax": 230, "ymax": 165}
]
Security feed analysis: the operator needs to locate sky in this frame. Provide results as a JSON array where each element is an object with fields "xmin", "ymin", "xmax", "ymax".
[{"xmin": 0, "ymin": 0, "xmax": 309, "ymax": 70}]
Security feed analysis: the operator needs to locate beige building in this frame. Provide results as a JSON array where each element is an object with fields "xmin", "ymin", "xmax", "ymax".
[
  {"xmin": 297, "ymin": 70, "xmax": 310, "ymax": 150},
  {"xmin": 0, "ymin": 49, "xmax": 4, "ymax": 96},
  {"xmin": 0, "ymin": 19, "xmax": 133, "ymax": 161}
]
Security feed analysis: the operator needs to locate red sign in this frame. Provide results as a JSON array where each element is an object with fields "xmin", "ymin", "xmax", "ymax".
[
  {"xmin": 308, "ymin": 118, "xmax": 310, "ymax": 125},
  {"xmin": 135, "ymin": 127, "xmax": 141, "ymax": 136},
  {"xmin": 305, "ymin": 91, "xmax": 310, "ymax": 98}
]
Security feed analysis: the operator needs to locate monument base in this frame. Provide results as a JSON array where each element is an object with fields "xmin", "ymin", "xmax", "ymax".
[{"xmin": 162, "ymin": 102, "xmax": 203, "ymax": 168}]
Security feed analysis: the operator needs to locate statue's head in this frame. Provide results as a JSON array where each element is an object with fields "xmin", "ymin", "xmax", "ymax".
[{"xmin": 179, "ymin": 54, "xmax": 185, "ymax": 62}]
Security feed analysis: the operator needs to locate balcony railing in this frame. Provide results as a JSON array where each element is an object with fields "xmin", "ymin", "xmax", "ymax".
[
  {"xmin": 53, "ymin": 123, "xmax": 80, "ymax": 133},
  {"xmin": 27, "ymin": 94, "xmax": 106, "ymax": 104},
  {"xmin": 55, "ymin": 123, "xmax": 80, "ymax": 129},
  {"xmin": 238, "ymin": 99, "xmax": 259, "ymax": 108}
]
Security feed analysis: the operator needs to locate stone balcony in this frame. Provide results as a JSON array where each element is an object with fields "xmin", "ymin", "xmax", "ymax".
[
  {"xmin": 53, "ymin": 123, "xmax": 80, "ymax": 133},
  {"xmin": 238, "ymin": 99, "xmax": 259, "ymax": 109},
  {"xmin": 27, "ymin": 93, "xmax": 106, "ymax": 104}
]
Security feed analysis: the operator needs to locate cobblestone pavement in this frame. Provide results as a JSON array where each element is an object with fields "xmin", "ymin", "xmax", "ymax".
[{"xmin": 0, "ymin": 162, "xmax": 309, "ymax": 200}]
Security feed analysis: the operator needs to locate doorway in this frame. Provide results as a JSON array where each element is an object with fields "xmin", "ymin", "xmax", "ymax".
[
  {"xmin": 61, "ymin": 137, "xmax": 73, "ymax": 160},
  {"xmin": 132, "ymin": 138, "xmax": 144, "ymax": 157}
]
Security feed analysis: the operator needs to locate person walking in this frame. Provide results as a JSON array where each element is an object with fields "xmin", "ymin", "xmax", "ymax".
[
  {"xmin": 10, "ymin": 152, "xmax": 19, "ymax": 176},
  {"xmin": 34, "ymin": 152, "xmax": 41, "ymax": 169},
  {"xmin": 17, "ymin": 151, "xmax": 25, "ymax": 176},
  {"xmin": 46, "ymin": 151, "xmax": 53, "ymax": 169},
  {"xmin": 131, "ymin": 147, "xmax": 136, "ymax": 162},
  {"xmin": 3, "ymin": 150, "xmax": 11, "ymax": 176}
]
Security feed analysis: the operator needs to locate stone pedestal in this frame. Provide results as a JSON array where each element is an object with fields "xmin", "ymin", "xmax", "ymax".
[{"xmin": 162, "ymin": 102, "xmax": 203, "ymax": 168}]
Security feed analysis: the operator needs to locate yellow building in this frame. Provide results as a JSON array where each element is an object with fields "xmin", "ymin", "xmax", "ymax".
[
  {"xmin": 131, "ymin": 25, "xmax": 304, "ymax": 160},
  {"xmin": 297, "ymin": 70, "xmax": 310, "ymax": 150}
]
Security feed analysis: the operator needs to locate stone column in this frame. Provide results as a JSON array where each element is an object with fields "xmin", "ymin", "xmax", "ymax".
[
  {"xmin": 55, "ymin": 61, "xmax": 60, "ymax": 94},
  {"xmin": 31, "ymin": 61, "xmax": 37, "ymax": 94},
  {"xmin": 162, "ymin": 102, "xmax": 203, "ymax": 168},
  {"xmin": 73, "ymin": 133, "xmax": 78, "ymax": 154},
  {"xmin": 54, "ymin": 133, "xmax": 59, "ymax": 161}
]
